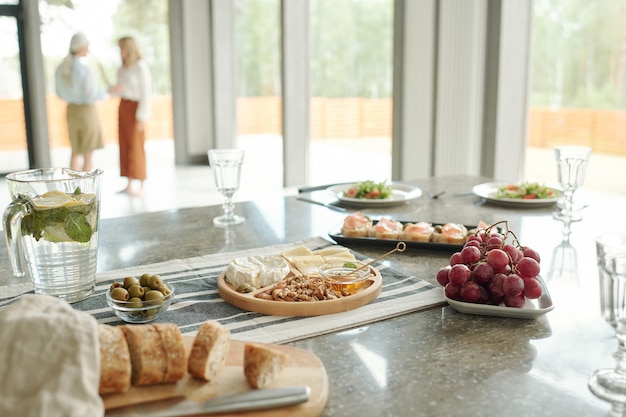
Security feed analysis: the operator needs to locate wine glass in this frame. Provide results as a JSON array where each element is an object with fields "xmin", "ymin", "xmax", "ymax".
[
  {"xmin": 208, "ymin": 149, "xmax": 245, "ymax": 227},
  {"xmin": 553, "ymin": 145, "xmax": 591, "ymax": 222},
  {"xmin": 589, "ymin": 233, "xmax": 626, "ymax": 416}
]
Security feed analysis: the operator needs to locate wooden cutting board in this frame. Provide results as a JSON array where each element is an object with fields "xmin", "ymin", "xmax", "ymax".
[
  {"xmin": 218, "ymin": 266, "xmax": 382, "ymax": 316},
  {"xmin": 103, "ymin": 337, "xmax": 328, "ymax": 416}
]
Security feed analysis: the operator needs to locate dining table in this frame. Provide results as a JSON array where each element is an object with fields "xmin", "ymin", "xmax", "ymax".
[{"xmin": 0, "ymin": 174, "xmax": 624, "ymax": 417}]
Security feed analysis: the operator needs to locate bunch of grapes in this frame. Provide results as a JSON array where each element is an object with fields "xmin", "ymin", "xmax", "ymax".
[{"xmin": 436, "ymin": 220, "xmax": 543, "ymax": 308}]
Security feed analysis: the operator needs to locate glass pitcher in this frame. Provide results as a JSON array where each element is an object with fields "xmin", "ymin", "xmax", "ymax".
[{"xmin": 3, "ymin": 168, "xmax": 103, "ymax": 303}]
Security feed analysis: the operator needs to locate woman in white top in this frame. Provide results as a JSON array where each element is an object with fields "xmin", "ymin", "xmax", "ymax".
[
  {"xmin": 54, "ymin": 32, "xmax": 106, "ymax": 171},
  {"xmin": 109, "ymin": 36, "xmax": 152, "ymax": 195}
]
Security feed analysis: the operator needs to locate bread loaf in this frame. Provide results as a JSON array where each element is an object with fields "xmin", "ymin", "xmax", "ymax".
[
  {"xmin": 98, "ymin": 324, "xmax": 132, "ymax": 394},
  {"xmin": 121, "ymin": 324, "xmax": 168, "ymax": 386},
  {"xmin": 244, "ymin": 342, "xmax": 289, "ymax": 389},
  {"xmin": 188, "ymin": 320, "xmax": 231, "ymax": 381}
]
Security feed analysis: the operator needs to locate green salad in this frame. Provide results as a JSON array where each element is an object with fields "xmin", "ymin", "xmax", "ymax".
[
  {"xmin": 495, "ymin": 182, "xmax": 556, "ymax": 200},
  {"xmin": 344, "ymin": 180, "xmax": 392, "ymax": 200}
]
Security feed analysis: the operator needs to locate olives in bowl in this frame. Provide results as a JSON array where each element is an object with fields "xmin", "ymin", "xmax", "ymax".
[{"xmin": 106, "ymin": 273, "xmax": 174, "ymax": 323}]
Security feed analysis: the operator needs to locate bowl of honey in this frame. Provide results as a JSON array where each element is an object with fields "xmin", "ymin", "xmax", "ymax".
[{"xmin": 318, "ymin": 261, "xmax": 373, "ymax": 295}]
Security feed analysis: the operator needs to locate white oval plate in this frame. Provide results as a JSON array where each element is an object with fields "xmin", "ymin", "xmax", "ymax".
[
  {"xmin": 327, "ymin": 182, "xmax": 423, "ymax": 207},
  {"xmin": 444, "ymin": 277, "xmax": 554, "ymax": 319},
  {"xmin": 472, "ymin": 182, "xmax": 561, "ymax": 208}
]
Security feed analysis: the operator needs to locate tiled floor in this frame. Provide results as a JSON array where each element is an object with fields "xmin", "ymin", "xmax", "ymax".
[{"xmin": 1, "ymin": 138, "xmax": 624, "ymax": 222}]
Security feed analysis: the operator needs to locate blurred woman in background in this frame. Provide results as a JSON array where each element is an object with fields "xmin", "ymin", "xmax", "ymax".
[
  {"xmin": 54, "ymin": 32, "xmax": 106, "ymax": 171},
  {"xmin": 109, "ymin": 36, "xmax": 152, "ymax": 196}
]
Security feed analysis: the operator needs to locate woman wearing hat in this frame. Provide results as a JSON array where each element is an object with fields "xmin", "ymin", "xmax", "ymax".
[{"xmin": 54, "ymin": 32, "xmax": 106, "ymax": 172}]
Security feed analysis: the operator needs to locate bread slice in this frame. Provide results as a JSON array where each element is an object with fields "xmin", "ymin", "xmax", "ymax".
[
  {"xmin": 98, "ymin": 324, "xmax": 132, "ymax": 394},
  {"xmin": 432, "ymin": 223, "xmax": 468, "ymax": 245},
  {"xmin": 341, "ymin": 212, "xmax": 372, "ymax": 237},
  {"xmin": 244, "ymin": 342, "xmax": 289, "ymax": 389},
  {"xmin": 153, "ymin": 323, "xmax": 187, "ymax": 383},
  {"xmin": 121, "ymin": 324, "xmax": 168, "ymax": 386},
  {"xmin": 188, "ymin": 321, "xmax": 231, "ymax": 381}
]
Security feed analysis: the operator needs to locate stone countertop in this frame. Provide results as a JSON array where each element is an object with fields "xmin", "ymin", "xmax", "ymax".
[{"xmin": 1, "ymin": 175, "xmax": 623, "ymax": 416}]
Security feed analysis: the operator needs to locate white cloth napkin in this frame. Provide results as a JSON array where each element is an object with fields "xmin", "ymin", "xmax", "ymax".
[{"xmin": 0, "ymin": 294, "xmax": 103, "ymax": 417}]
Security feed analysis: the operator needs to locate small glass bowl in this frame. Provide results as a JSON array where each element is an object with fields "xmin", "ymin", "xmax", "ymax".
[
  {"xmin": 318, "ymin": 261, "xmax": 372, "ymax": 294},
  {"xmin": 106, "ymin": 285, "xmax": 175, "ymax": 324}
]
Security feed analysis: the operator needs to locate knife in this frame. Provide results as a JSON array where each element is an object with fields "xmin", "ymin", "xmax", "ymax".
[
  {"xmin": 105, "ymin": 386, "xmax": 311, "ymax": 417},
  {"xmin": 297, "ymin": 196, "xmax": 348, "ymax": 212}
]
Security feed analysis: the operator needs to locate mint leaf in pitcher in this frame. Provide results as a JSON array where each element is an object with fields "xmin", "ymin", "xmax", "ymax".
[{"xmin": 64, "ymin": 212, "xmax": 93, "ymax": 243}]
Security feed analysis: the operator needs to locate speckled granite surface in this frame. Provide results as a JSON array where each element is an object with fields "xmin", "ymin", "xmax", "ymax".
[{"xmin": 1, "ymin": 175, "xmax": 623, "ymax": 416}]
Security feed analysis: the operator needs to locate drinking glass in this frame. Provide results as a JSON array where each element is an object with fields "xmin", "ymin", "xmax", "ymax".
[
  {"xmin": 553, "ymin": 145, "xmax": 591, "ymax": 222},
  {"xmin": 589, "ymin": 233, "xmax": 626, "ymax": 415},
  {"xmin": 208, "ymin": 149, "xmax": 245, "ymax": 226},
  {"xmin": 3, "ymin": 168, "xmax": 103, "ymax": 303}
]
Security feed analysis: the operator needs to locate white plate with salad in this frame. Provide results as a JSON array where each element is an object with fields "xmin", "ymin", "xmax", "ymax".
[
  {"xmin": 327, "ymin": 181, "xmax": 423, "ymax": 207},
  {"xmin": 472, "ymin": 182, "xmax": 561, "ymax": 208}
]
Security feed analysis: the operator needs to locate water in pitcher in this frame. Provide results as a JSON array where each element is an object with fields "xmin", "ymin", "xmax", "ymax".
[{"xmin": 9, "ymin": 189, "xmax": 99, "ymax": 302}]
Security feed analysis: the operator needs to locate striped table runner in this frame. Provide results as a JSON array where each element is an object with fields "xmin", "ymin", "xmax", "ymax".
[{"xmin": 6, "ymin": 237, "xmax": 445, "ymax": 345}]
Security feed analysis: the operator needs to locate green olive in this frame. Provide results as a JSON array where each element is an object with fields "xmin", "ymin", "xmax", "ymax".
[
  {"xmin": 139, "ymin": 273, "xmax": 151, "ymax": 287},
  {"xmin": 144, "ymin": 290, "xmax": 164, "ymax": 306},
  {"xmin": 158, "ymin": 284, "xmax": 172, "ymax": 296},
  {"xmin": 123, "ymin": 276, "xmax": 139, "ymax": 289},
  {"xmin": 126, "ymin": 297, "xmax": 144, "ymax": 309},
  {"xmin": 127, "ymin": 284, "xmax": 145, "ymax": 299},
  {"xmin": 147, "ymin": 274, "xmax": 163, "ymax": 290},
  {"xmin": 109, "ymin": 282, "xmax": 123, "ymax": 291},
  {"xmin": 142, "ymin": 286, "xmax": 151, "ymax": 295},
  {"xmin": 110, "ymin": 287, "xmax": 129, "ymax": 301}
]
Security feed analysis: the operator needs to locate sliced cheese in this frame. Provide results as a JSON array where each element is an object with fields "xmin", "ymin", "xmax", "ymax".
[
  {"xmin": 312, "ymin": 246, "xmax": 352, "ymax": 257},
  {"xmin": 289, "ymin": 255, "xmax": 326, "ymax": 276},
  {"xmin": 281, "ymin": 245, "xmax": 313, "ymax": 262}
]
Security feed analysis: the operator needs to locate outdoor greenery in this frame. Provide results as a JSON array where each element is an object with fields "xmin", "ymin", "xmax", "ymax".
[
  {"xmin": 531, "ymin": 0, "xmax": 626, "ymax": 109},
  {"xmin": 43, "ymin": 0, "xmax": 626, "ymax": 108}
]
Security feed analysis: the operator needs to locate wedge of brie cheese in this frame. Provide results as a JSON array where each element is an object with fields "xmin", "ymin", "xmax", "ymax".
[{"xmin": 225, "ymin": 255, "xmax": 290, "ymax": 289}]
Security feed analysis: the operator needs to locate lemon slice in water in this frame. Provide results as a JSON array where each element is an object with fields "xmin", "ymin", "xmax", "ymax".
[{"xmin": 32, "ymin": 190, "xmax": 93, "ymax": 209}]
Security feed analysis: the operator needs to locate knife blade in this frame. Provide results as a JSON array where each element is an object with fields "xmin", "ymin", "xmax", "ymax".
[
  {"xmin": 105, "ymin": 386, "xmax": 311, "ymax": 417},
  {"xmin": 297, "ymin": 196, "xmax": 348, "ymax": 212}
]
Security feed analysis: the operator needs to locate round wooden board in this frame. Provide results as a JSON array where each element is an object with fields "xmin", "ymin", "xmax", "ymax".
[
  {"xmin": 103, "ymin": 338, "xmax": 328, "ymax": 417},
  {"xmin": 217, "ymin": 267, "xmax": 382, "ymax": 316}
]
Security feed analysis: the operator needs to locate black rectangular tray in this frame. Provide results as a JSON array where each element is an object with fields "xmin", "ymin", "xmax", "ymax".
[{"xmin": 328, "ymin": 220, "xmax": 480, "ymax": 251}]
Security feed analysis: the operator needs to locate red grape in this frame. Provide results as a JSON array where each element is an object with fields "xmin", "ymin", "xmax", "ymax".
[
  {"xmin": 449, "ymin": 252, "xmax": 464, "ymax": 266},
  {"xmin": 486, "ymin": 249, "xmax": 509, "ymax": 270},
  {"xmin": 473, "ymin": 262, "xmax": 494, "ymax": 284},
  {"xmin": 460, "ymin": 281, "xmax": 481, "ymax": 302},
  {"xmin": 503, "ymin": 273, "xmax": 524, "ymax": 297},
  {"xmin": 504, "ymin": 293, "xmax": 526, "ymax": 308},
  {"xmin": 445, "ymin": 282, "xmax": 462, "ymax": 300},
  {"xmin": 517, "ymin": 257, "xmax": 540, "ymax": 279},
  {"xmin": 523, "ymin": 247, "xmax": 541, "ymax": 263},
  {"xmin": 489, "ymin": 273, "xmax": 506, "ymax": 297},
  {"xmin": 436, "ymin": 266, "xmax": 451, "ymax": 286},
  {"xmin": 502, "ymin": 243, "xmax": 522, "ymax": 263},
  {"xmin": 523, "ymin": 277, "xmax": 543, "ymax": 299},
  {"xmin": 448, "ymin": 264, "xmax": 471, "ymax": 285},
  {"xmin": 461, "ymin": 245, "xmax": 481, "ymax": 264}
]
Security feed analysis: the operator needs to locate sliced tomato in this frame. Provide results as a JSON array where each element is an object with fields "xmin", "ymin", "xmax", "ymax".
[
  {"xmin": 522, "ymin": 194, "xmax": 537, "ymax": 199},
  {"xmin": 345, "ymin": 188, "xmax": 358, "ymax": 198},
  {"xmin": 365, "ymin": 189, "xmax": 382, "ymax": 199}
]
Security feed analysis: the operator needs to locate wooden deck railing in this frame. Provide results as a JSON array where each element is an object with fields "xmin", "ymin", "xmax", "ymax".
[{"xmin": 1, "ymin": 96, "xmax": 625, "ymax": 155}]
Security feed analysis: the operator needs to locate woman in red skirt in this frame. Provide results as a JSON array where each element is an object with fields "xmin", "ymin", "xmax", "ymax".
[{"xmin": 110, "ymin": 37, "xmax": 151, "ymax": 195}]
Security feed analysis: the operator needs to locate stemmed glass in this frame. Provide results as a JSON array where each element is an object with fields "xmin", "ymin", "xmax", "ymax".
[
  {"xmin": 589, "ymin": 233, "xmax": 626, "ymax": 416},
  {"xmin": 208, "ymin": 149, "xmax": 245, "ymax": 227},
  {"xmin": 553, "ymin": 145, "xmax": 591, "ymax": 222}
]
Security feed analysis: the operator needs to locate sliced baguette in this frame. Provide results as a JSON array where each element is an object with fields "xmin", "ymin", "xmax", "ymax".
[
  {"xmin": 244, "ymin": 342, "xmax": 289, "ymax": 389},
  {"xmin": 153, "ymin": 323, "xmax": 187, "ymax": 383},
  {"xmin": 121, "ymin": 324, "xmax": 168, "ymax": 386},
  {"xmin": 188, "ymin": 321, "xmax": 231, "ymax": 381},
  {"xmin": 98, "ymin": 324, "xmax": 132, "ymax": 394}
]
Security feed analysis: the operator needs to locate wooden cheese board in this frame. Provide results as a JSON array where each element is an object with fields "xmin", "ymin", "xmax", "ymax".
[
  {"xmin": 103, "ymin": 337, "xmax": 328, "ymax": 416},
  {"xmin": 217, "ymin": 266, "xmax": 382, "ymax": 316}
]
